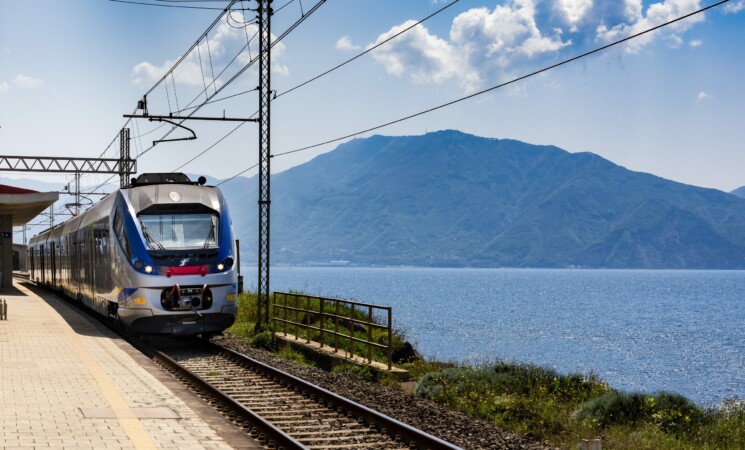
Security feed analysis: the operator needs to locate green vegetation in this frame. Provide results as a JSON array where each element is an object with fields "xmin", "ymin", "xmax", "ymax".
[
  {"xmin": 228, "ymin": 291, "xmax": 745, "ymax": 449},
  {"xmin": 277, "ymin": 347, "xmax": 317, "ymax": 367},
  {"xmin": 227, "ymin": 291, "xmax": 410, "ymax": 366},
  {"xmin": 412, "ymin": 362, "xmax": 745, "ymax": 449}
]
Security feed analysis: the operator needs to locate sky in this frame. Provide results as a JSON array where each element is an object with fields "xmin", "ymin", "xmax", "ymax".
[{"xmin": 0, "ymin": 0, "xmax": 744, "ymax": 225}]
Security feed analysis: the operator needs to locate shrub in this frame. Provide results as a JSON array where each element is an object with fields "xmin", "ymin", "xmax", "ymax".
[
  {"xmin": 250, "ymin": 328, "xmax": 277, "ymax": 351},
  {"xmin": 576, "ymin": 391, "xmax": 703, "ymax": 434},
  {"xmin": 332, "ymin": 363, "xmax": 380, "ymax": 382}
]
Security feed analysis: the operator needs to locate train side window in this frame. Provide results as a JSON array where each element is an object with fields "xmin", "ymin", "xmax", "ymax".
[{"xmin": 113, "ymin": 209, "xmax": 130, "ymax": 258}]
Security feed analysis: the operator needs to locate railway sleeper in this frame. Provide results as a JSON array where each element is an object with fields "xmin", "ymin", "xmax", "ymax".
[
  {"xmin": 307, "ymin": 443, "xmax": 409, "ymax": 450},
  {"xmin": 258, "ymin": 412, "xmax": 342, "ymax": 421},
  {"xmin": 292, "ymin": 429, "xmax": 381, "ymax": 437},
  {"xmin": 244, "ymin": 406, "xmax": 330, "ymax": 414}
]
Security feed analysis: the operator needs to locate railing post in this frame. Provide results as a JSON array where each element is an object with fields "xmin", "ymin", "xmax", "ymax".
[
  {"xmin": 305, "ymin": 295, "xmax": 311, "ymax": 344},
  {"xmin": 349, "ymin": 303, "xmax": 355, "ymax": 359},
  {"xmin": 270, "ymin": 291, "xmax": 274, "ymax": 329},
  {"xmin": 282, "ymin": 293, "xmax": 288, "ymax": 336},
  {"xmin": 367, "ymin": 305, "xmax": 373, "ymax": 364},
  {"xmin": 294, "ymin": 294, "xmax": 299, "ymax": 341},
  {"xmin": 387, "ymin": 307, "xmax": 392, "ymax": 370},
  {"xmin": 319, "ymin": 298, "xmax": 325, "ymax": 349},
  {"xmin": 334, "ymin": 300, "xmax": 339, "ymax": 353}
]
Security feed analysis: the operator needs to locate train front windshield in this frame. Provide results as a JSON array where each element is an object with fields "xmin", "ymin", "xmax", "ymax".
[{"xmin": 139, "ymin": 213, "xmax": 218, "ymax": 250}]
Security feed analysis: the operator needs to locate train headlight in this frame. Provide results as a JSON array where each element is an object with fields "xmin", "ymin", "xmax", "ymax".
[
  {"xmin": 144, "ymin": 264, "xmax": 154, "ymax": 274},
  {"xmin": 216, "ymin": 257, "xmax": 234, "ymax": 272}
]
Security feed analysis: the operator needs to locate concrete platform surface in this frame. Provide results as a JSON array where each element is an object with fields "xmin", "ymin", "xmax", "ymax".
[{"xmin": 0, "ymin": 280, "xmax": 261, "ymax": 449}]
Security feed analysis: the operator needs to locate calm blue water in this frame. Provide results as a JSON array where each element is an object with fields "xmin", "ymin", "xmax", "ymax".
[{"xmin": 242, "ymin": 267, "xmax": 745, "ymax": 406}]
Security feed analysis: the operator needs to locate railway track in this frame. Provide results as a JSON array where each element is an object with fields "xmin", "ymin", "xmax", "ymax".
[
  {"xmin": 20, "ymin": 280, "xmax": 460, "ymax": 449},
  {"xmin": 148, "ymin": 339, "xmax": 461, "ymax": 450}
]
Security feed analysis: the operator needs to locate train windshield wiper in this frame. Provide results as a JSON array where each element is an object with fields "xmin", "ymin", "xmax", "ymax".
[
  {"xmin": 203, "ymin": 223, "xmax": 216, "ymax": 249},
  {"xmin": 142, "ymin": 225, "xmax": 165, "ymax": 250}
]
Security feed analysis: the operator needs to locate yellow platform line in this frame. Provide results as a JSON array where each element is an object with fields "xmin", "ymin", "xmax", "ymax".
[{"xmin": 18, "ymin": 283, "xmax": 158, "ymax": 450}]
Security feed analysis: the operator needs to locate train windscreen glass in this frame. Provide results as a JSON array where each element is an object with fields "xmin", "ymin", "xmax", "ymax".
[{"xmin": 139, "ymin": 213, "xmax": 218, "ymax": 249}]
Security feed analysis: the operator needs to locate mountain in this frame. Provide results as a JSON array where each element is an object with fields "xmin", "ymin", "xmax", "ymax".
[
  {"xmin": 220, "ymin": 130, "xmax": 745, "ymax": 269},
  {"xmin": 730, "ymin": 186, "xmax": 745, "ymax": 199}
]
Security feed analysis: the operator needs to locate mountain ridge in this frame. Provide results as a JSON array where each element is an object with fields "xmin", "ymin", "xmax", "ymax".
[
  {"xmin": 8, "ymin": 130, "xmax": 745, "ymax": 269},
  {"xmin": 223, "ymin": 130, "xmax": 745, "ymax": 269}
]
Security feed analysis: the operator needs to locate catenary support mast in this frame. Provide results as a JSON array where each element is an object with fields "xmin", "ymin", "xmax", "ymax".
[{"xmin": 257, "ymin": 0, "xmax": 272, "ymax": 326}]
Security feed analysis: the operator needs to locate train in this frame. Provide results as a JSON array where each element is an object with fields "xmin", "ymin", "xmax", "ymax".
[{"xmin": 28, "ymin": 173, "xmax": 238, "ymax": 336}]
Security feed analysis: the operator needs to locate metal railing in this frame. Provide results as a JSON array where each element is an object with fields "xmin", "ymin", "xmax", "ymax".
[{"xmin": 272, "ymin": 292, "xmax": 393, "ymax": 370}]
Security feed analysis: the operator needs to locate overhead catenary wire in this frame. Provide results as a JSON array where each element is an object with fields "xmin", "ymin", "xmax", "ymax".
[
  {"xmin": 269, "ymin": 0, "xmax": 730, "ymax": 160},
  {"xmin": 216, "ymin": 163, "xmax": 259, "ymax": 186},
  {"xmin": 84, "ymin": 0, "xmax": 326, "ymax": 196},
  {"xmin": 78, "ymin": 0, "xmax": 241, "ymax": 195},
  {"xmin": 109, "ymin": 0, "xmax": 243, "ymax": 11},
  {"xmin": 181, "ymin": 0, "xmax": 462, "ymax": 109},
  {"xmin": 277, "ymin": 0, "xmax": 462, "ymax": 100},
  {"xmin": 165, "ymin": 0, "xmax": 463, "ymax": 174}
]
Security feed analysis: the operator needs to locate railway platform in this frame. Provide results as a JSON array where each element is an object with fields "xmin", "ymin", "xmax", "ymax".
[{"xmin": 0, "ymin": 279, "xmax": 261, "ymax": 449}]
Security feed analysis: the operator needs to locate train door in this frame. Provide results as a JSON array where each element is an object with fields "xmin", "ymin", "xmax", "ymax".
[
  {"xmin": 40, "ymin": 244, "xmax": 45, "ymax": 284},
  {"xmin": 29, "ymin": 247, "xmax": 34, "ymax": 280},
  {"xmin": 88, "ymin": 226, "xmax": 95, "ymax": 301},
  {"xmin": 51, "ymin": 242, "xmax": 56, "ymax": 286},
  {"xmin": 71, "ymin": 234, "xmax": 79, "ymax": 298}
]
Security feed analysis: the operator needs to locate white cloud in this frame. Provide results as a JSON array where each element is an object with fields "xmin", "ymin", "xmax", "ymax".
[
  {"xmin": 596, "ymin": 0, "xmax": 705, "ymax": 53},
  {"xmin": 689, "ymin": 39, "xmax": 702, "ymax": 47},
  {"xmin": 369, "ymin": 1, "xmax": 570, "ymax": 92},
  {"xmin": 724, "ymin": 0, "xmax": 745, "ymax": 13},
  {"xmin": 336, "ymin": 35, "xmax": 361, "ymax": 51},
  {"xmin": 668, "ymin": 34, "xmax": 684, "ymax": 48},
  {"xmin": 132, "ymin": 12, "xmax": 288, "ymax": 87},
  {"xmin": 0, "ymin": 82, "xmax": 9, "ymax": 93},
  {"xmin": 555, "ymin": 0, "xmax": 593, "ymax": 26},
  {"xmin": 369, "ymin": 21, "xmax": 477, "ymax": 90},
  {"xmin": 12, "ymin": 74, "xmax": 44, "ymax": 89},
  {"xmin": 623, "ymin": 0, "xmax": 644, "ymax": 21},
  {"xmin": 696, "ymin": 91, "xmax": 711, "ymax": 101},
  {"xmin": 450, "ymin": 2, "xmax": 570, "ymax": 60}
]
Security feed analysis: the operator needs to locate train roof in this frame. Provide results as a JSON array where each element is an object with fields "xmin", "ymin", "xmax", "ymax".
[{"xmin": 129, "ymin": 173, "xmax": 207, "ymax": 187}]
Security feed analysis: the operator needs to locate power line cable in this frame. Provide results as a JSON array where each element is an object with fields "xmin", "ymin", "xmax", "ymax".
[
  {"xmin": 216, "ymin": 163, "xmax": 259, "ymax": 186},
  {"xmin": 109, "ymin": 0, "xmax": 242, "ymax": 11},
  {"xmin": 277, "ymin": 0, "xmax": 461, "ymax": 100},
  {"xmin": 86, "ymin": 0, "xmax": 326, "ymax": 195},
  {"xmin": 270, "ymin": 0, "xmax": 729, "ymax": 160},
  {"xmin": 164, "ymin": 0, "xmax": 461, "ymax": 175},
  {"xmin": 173, "ymin": 121, "xmax": 248, "ymax": 171}
]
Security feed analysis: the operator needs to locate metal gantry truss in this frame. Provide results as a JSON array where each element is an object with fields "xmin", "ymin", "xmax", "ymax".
[
  {"xmin": 257, "ymin": 0, "xmax": 272, "ymax": 327},
  {"xmin": 1, "ymin": 128, "xmax": 136, "ymax": 225},
  {"xmin": 0, "ymin": 155, "xmax": 136, "ymax": 175}
]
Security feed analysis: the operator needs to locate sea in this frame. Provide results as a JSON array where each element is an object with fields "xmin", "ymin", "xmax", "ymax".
[{"xmin": 241, "ymin": 267, "xmax": 745, "ymax": 407}]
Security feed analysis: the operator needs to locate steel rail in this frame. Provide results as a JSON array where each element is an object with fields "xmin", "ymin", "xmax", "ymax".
[
  {"xmin": 209, "ymin": 341, "xmax": 462, "ymax": 450},
  {"xmin": 142, "ymin": 343, "xmax": 305, "ymax": 450},
  {"xmin": 21, "ymin": 279, "xmax": 459, "ymax": 449}
]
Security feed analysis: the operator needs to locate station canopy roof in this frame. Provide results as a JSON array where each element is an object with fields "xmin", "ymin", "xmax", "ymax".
[{"xmin": 0, "ymin": 184, "xmax": 59, "ymax": 226}]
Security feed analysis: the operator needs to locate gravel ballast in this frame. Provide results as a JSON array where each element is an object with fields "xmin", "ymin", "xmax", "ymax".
[{"xmin": 215, "ymin": 334, "xmax": 558, "ymax": 450}]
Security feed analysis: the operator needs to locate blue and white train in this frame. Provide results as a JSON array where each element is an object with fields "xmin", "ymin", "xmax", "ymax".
[{"xmin": 28, "ymin": 173, "xmax": 238, "ymax": 335}]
